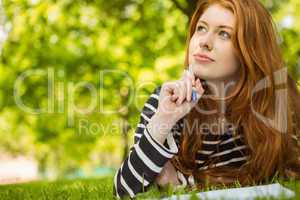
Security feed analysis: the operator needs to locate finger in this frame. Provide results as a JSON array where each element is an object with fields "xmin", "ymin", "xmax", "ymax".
[
  {"xmin": 171, "ymin": 94, "xmax": 178, "ymax": 102},
  {"xmin": 189, "ymin": 69, "xmax": 196, "ymax": 86},
  {"xmin": 192, "ymin": 75, "xmax": 195, "ymax": 86},
  {"xmin": 162, "ymin": 82, "xmax": 181, "ymax": 102},
  {"xmin": 183, "ymin": 69, "xmax": 195, "ymax": 86},
  {"xmin": 162, "ymin": 82, "xmax": 176, "ymax": 95},
  {"xmin": 186, "ymin": 76, "xmax": 192, "ymax": 102},
  {"xmin": 172, "ymin": 82, "xmax": 181, "ymax": 102},
  {"xmin": 195, "ymin": 78, "xmax": 205, "ymax": 98},
  {"xmin": 181, "ymin": 70, "xmax": 192, "ymax": 102},
  {"xmin": 175, "ymin": 81, "xmax": 183, "ymax": 105},
  {"xmin": 176, "ymin": 81, "xmax": 186, "ymax": 106}
]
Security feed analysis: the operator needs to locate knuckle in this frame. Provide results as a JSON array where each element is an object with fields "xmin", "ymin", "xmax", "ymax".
[{"xmin": 162, "ymin": 81, "xmax": 170, "ymax": 87}]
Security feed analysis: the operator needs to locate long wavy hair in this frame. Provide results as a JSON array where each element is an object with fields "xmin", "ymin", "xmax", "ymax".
[{"xmin": 170, "ymin": 0, "xmax": 300, "ymax": 189}]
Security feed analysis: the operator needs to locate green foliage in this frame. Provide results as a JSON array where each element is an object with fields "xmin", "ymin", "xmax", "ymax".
[
  {"xmin": 0, "ymin": 0, "xmax": 188, "ymax": 176},
  {"xmin": 272, "ymin": 0, "xmax": 300, "ymax": 79},
  {"xmin": 0, "ymin": 0, "xmax": 299, "ymax": 177}
]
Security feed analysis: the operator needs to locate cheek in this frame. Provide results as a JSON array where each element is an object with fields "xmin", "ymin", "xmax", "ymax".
[
  {"xmin": 216, "ymin": 44, "xmax": 239, "ymax": 73},
  {"xmin": 189, "ymin": 37, "xmax": 198, "ymax": 53},
  {"xmin": 188, "ymin": 38, "xmax": 198, "ymax": 62},
  {"xmin": 225, "ymin": 54, "xmax": 239, "ymax": 73}
]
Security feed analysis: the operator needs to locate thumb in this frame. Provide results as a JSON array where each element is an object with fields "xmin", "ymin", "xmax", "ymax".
[{"xmin": 195, "ymin": 78, "xmax": 205, "ymax": 97}]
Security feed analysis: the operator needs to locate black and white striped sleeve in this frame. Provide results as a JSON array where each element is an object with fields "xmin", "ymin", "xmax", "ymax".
[{"xmin": 113, "ymin": 86, "xmax": 179, "ymax": 199}]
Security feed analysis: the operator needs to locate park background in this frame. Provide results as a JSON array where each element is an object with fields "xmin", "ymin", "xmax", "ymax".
[{"xmin": 0, "ymin": 0, "xmax": 299, "ymax": 197}]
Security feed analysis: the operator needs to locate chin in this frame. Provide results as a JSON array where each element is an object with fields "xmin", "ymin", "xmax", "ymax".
[
  {"xmin": 196, "ymin": 74, "xmax": 228, "ymax": 84},
  {"xmin": 194, "ymin": 73, "xmax": 213, "ymax": 80}
]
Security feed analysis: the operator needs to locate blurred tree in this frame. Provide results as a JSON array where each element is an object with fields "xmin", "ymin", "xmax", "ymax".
[
  {"xmin": 0, "ymin": 0, "xmax": 188, "ymax": 176},
  {"xmin": 0, "ymin": 0, "xmax": 299, "ymax": 177}
]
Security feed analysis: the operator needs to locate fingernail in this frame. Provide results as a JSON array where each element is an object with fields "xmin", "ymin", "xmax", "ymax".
[{"xmin": 192, "ymin": 90, "xmax": 197, "ymax": 102}]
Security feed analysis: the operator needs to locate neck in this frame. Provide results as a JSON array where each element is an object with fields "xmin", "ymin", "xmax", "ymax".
[
  {"xmin": 205, "ymin": 79, "xmax": 237, "ymax": 99},
  {"xmin": 204, "ymin": 74, "xmax": 239, "ymax": 117}
]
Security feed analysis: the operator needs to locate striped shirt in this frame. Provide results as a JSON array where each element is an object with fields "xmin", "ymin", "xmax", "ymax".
[{"xmin": 113, "ymin": 86, "xmax": 298, "ymax": 199}]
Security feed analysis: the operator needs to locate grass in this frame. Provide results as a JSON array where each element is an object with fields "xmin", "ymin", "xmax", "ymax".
[
  {"xmin": 0, "ymin": 176, "xmax": 299, "ymax": 200},
  {"xmin": 0, "ymin": 177, "xmax": 114, "ymax": 200}
]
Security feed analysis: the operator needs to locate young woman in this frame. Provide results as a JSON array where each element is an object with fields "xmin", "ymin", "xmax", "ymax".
[{"xmin": 113, "ymin": 0, "xmax": 300, "ymax": 198}]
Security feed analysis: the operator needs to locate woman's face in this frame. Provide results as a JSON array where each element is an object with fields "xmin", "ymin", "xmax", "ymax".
[{"xmin": 188, "ymin": 4, "xmax": 240, "ymax": 82}]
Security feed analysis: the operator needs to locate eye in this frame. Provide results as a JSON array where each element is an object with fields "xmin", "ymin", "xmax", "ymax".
[
  {"xmin": 219, "ymin": 30, "xmax": 231, "ymax": 39},
  {"xmin": 196, "ymin": 25, "xmax": 207, "ymax": 33}
]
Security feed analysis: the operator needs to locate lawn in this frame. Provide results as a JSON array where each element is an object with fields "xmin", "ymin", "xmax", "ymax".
[{"xmin": 0, "ymin": 176, "xmax": 299, "ymax": 200}]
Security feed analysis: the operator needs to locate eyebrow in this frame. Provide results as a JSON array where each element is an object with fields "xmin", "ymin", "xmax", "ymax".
[{"xmin": 198, "ymin": 20, "xmax": 234, "ymax": 30}]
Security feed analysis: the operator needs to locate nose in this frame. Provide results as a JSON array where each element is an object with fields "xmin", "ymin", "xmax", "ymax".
[{"xmin": 199, "ymin": 33, "xmax": 214, "ymax": 51}]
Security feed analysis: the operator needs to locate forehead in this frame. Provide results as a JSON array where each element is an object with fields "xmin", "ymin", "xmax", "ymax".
[{"xmin": 198, "ymin": 4, "xmax": 235, "ymax": 27}]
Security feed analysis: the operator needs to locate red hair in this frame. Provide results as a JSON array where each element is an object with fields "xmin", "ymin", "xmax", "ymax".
[{"xmin": 171, "ymin": 0, "xmax": 300, "ymax": 188}]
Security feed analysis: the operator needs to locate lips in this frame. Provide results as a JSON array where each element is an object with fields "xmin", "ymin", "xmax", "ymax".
[{"xmin": 193, "ymin": 53, "xmax": 215, "ymax": 62}]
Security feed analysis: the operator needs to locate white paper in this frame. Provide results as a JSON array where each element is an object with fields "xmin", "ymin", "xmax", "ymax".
[{"xmin": 159, "ymin": 183, "xmax": 295, "ymax": 200}]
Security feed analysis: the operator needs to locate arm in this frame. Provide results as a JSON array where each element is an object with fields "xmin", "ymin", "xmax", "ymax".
[{"xmin": 113, "ymin": 86, "xmax": 179, "ymax": 199}]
